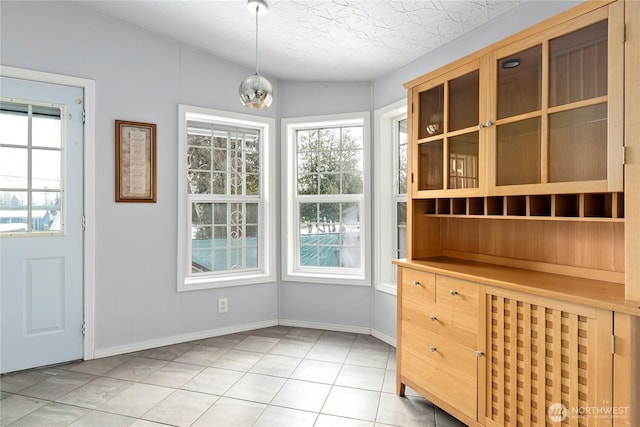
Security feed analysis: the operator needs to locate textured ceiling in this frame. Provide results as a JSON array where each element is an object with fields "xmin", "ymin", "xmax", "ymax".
[{"xmin": 77, "ymin": 0, "xmax": 522, "ymax": 81}]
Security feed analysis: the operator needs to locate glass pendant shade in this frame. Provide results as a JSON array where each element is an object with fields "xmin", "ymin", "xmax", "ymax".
[
  {"xmin": 240, "ymin": 0, "xmax": 272, "ymax": 109},
  {"xmin": 239, "ymin": 74, "xmax": 272, "ymax": 109}
]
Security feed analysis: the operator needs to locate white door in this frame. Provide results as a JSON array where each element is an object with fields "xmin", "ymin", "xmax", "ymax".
[{"xmin": 0, "ymin": 76, "xmax": 84, "ymax": 373}]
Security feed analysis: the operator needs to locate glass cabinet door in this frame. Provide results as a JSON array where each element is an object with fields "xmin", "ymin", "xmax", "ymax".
[
  {"xmin": 548, "ymin": 20, "xmax": 608, "ymax": 183},
  {"xmin": 495, "ymin": 45, "xmax": 542, "ymax": 186},
  {"xmin": 492, "ymin": 9, "xmax": 620, "ymax": 193},
  {"xmin": 415, "ymin": 65, "xmax": 481, "ymax": 194}
]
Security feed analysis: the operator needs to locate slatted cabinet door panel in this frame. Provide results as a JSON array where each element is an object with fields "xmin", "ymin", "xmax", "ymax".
[{"xmin": 485, "ymin": 287, "xmax": 613, "ymax": 427}]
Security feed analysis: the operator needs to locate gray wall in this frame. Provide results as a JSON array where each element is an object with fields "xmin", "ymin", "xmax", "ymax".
[
  {"xmin": 1, "ymin": 0, "xmax": 584, "ymax": 354},
  {"xmin": 1, "ymin": 1, "xmax": 282, "ymax": 354}
]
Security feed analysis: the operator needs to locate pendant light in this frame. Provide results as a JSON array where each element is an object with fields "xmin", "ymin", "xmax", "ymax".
[{"xmin": 239, "ymin": 0, "xmax": 273, "ymax": 109}]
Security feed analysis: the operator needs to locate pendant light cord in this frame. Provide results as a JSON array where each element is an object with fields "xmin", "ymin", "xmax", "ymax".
[{"xmin": 255, "ymin": 4, "xmax": 260, "ymax": 75}]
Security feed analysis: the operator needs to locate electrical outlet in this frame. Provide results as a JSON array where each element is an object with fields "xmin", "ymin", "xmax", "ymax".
[{"xmin": 218, "ymin": 297, "xmax": 228, "ymax": 314}]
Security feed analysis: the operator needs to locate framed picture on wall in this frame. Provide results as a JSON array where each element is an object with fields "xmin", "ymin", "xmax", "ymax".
[{"xmin": 115, "ymin": 120, "xmax": 157, "ymax": 202}]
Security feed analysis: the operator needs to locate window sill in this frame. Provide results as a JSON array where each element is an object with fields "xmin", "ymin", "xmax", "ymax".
[
  {"xmin": 282, "ymin": 271, "xmax": 369, "ymax": 286},
  {"xmin": 179, "ymin": 272, "xmax": 275, "ymax": 291}
]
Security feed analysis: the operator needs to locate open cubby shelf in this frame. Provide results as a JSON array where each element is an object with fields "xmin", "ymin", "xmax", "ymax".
[{"xmin": 420, "ymin": 192, "xmax": 624, "ymax": 221}]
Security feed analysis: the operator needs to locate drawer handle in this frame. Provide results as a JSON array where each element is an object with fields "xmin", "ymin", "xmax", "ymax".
[
  {"xmin": 430, "ymin": 315, "xmax": 437, "ymax": 322},
  {"xmin": 476, "ymin": 351, "xmax": 484, "ymax": 358},
  {"xmin": 450, "ymin": 290, "xmax": 458, "ymax": 296},
  {"xmin": 413, "ymin": 280, "xmax": 420, "ymax": 287},
  {"xmin": 430, "ymin": 346, "xmax": 437, "ymax": 353}
]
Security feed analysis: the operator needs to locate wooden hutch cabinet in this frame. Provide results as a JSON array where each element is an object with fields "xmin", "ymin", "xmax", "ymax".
[{"xmin": 395, "ymin": 1, "xmax": 640, "ymax": 426}]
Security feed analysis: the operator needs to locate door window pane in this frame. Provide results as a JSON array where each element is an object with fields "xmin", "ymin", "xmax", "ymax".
[
  {"xmin": 496, "ymin": 117, "xmax": 541, "ymax": 186},
  {"xmin": 550, "ymin": 20, "xmax": 607, "ymax": 107},
  {"xmin": 32, "ymin": 150, "xmax": 61, "ymax": 190},
  {"xmin": 32, "ymin": 108, "xmax": 62, "ymax": 148},
  {"xmin": 497, "ymin": 45, "xmax": 542, "ymax": 119},
  {"xmin": 418, "ymin": 140, "xmax": 443, "ymax": 191},
  {"xmin": 0, "ymin": 103, "xmax": 28, "ymax": 146},
  {"xmin": 449, "ymin": 132, "xmax": 479, "ymax": 189},
  {"xmin": 549, "ymin": 103, "xmax": 607, "ymax": 183},
  {"xmin": 449, "ymin": 70, "xmax": 479, "ymax": 131},
  {"xmin": 0, "ymin": 147, "xmax": 27, "ymax": 188},
  {"xmin": 419, "ymin": 84, "xmax": 444, "ymax": 138}
]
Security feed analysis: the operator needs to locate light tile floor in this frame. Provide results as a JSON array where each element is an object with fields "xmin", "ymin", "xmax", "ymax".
[{"xmin": 0, "ymin": 326, "xmax": 467, "ymax": 427}]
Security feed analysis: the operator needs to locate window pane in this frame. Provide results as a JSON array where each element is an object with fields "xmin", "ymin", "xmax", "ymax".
[
  {"xmin": 321, "ymin": 128, "xmax": 340, "ymax": 151},
  {"xmin": 342, "ymin": 127, "xmax": 363, "ymax": 149},
  {"xmin": 187, "ymin": 146, "xmax": 211, "ymax": 170},
  {"xmin": 397, "ymin": 119, "xmax": 408, "ymax": 195},
  {"xmin": 212, "ymin": 172, "xmax": 226, "ymax": 194},
  {"xmin": 32, "ymin": 149, "xmax": 61, "ymax": 190},
  {"xmin": 192, "ymin": 202, "xmax": 212, "ymax": 225},
  {"xmin": 187, "ymin": 171, "xmax": 211, "ymax": 194},
  {"xmin": 190, "ymin": 201, "xmax": 260, "ymax": 274},
  {"xmin": 298, "ymin": 173, "xmax": 318, "ymax": 195},
  {"xmin": 187, "ymin": 133, "xmax": 211, "ymax": 147},
  {"xmin": 0, "ymin": 191, "xmax": 28, "ymax": 232},
  {"xmin": 342, "ymin": 172, "xmax": 363, "ymax": 194},
  {"xmin": 0, "ymin": 147, "xmax": 28, "ymax": 188},
  {"xmin": 0, "ymin": 103, "xmax": 28, "ymax": 146},
  {"xmin": 32, "ymin": 111, "xmax": 61, "ymax": 148},
  {"xmin": 341, "ymin": 149, "xmax": 362, "ymax": 172},
  {"xmin": 32, "ymin": 191, "xmax": 61, "ymax": 231},
  {"xmin": 397, "ymin": 201, "xmax": 407, "ymax": 259}
]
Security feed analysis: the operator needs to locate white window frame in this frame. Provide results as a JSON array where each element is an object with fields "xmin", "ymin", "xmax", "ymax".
[
  {"xmin": 374, "ymin": 100, "xmax": 407, "ymax": 295},
  {"xmin": 177, "ymin": 104, "xmax": 275, "ymax": 291},
  {"xmin": 282, "ymin": 112, "xmax": 371, "ymax": 286}
]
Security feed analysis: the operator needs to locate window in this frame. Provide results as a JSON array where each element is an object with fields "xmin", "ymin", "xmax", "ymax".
[
  {"xmin": 282, "ymin": 112, "xmax": 370, "ymax": 285},
  {"xmin": 0, "ymin": 101, "xmax": 63, "ymax": 235},
  {"xmin": 374, "ymin": 100, "xmax": 407, "ymax": 294},
  {"xmin": 177, "ymin": 105, "xmax": 275, "ymax": 291},
  {"xmin": 395, "ymin": 118, "xmax": 408, "ymax": 260}
]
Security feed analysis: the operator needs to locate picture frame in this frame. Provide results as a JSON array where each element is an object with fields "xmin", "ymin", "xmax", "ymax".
[{"xmin": 115, "ymin": 120, "xmax": 157, "ymax": 203}]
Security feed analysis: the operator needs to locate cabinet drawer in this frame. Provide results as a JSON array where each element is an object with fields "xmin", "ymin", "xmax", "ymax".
[
  {"xmin": 401, "ymin": 322, "xmax": 477, "ymax": 380},
  {"xmin": 422, "ymin": 302, "xmax": 478, "ymax": 348},
  {"xmin": 401, "ymin": 268, "xmax": 435, "ymax": 304},
  {"xmin": 403, "ymin": 297, "xmax": 478, "ymax": 348},
  {"xmin": 401, "ymin": 346, "xmax": 476, "ymax": 420},
  {"xmin": 436, "ymin": 275, "xmax": 479, "ymax": 312}
]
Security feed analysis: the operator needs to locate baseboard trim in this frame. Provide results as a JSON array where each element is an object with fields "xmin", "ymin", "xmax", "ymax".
[
  {"xmin": 93, "ymin": 319, "xmax": 278, "ymax": 359},
  {"xmin": 92, "ymin": 318, "xmax": 397, "ymax": 359},
  {"xmin": 371, "ymin": 329, "xmax": 396, "ymax": 348}
]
